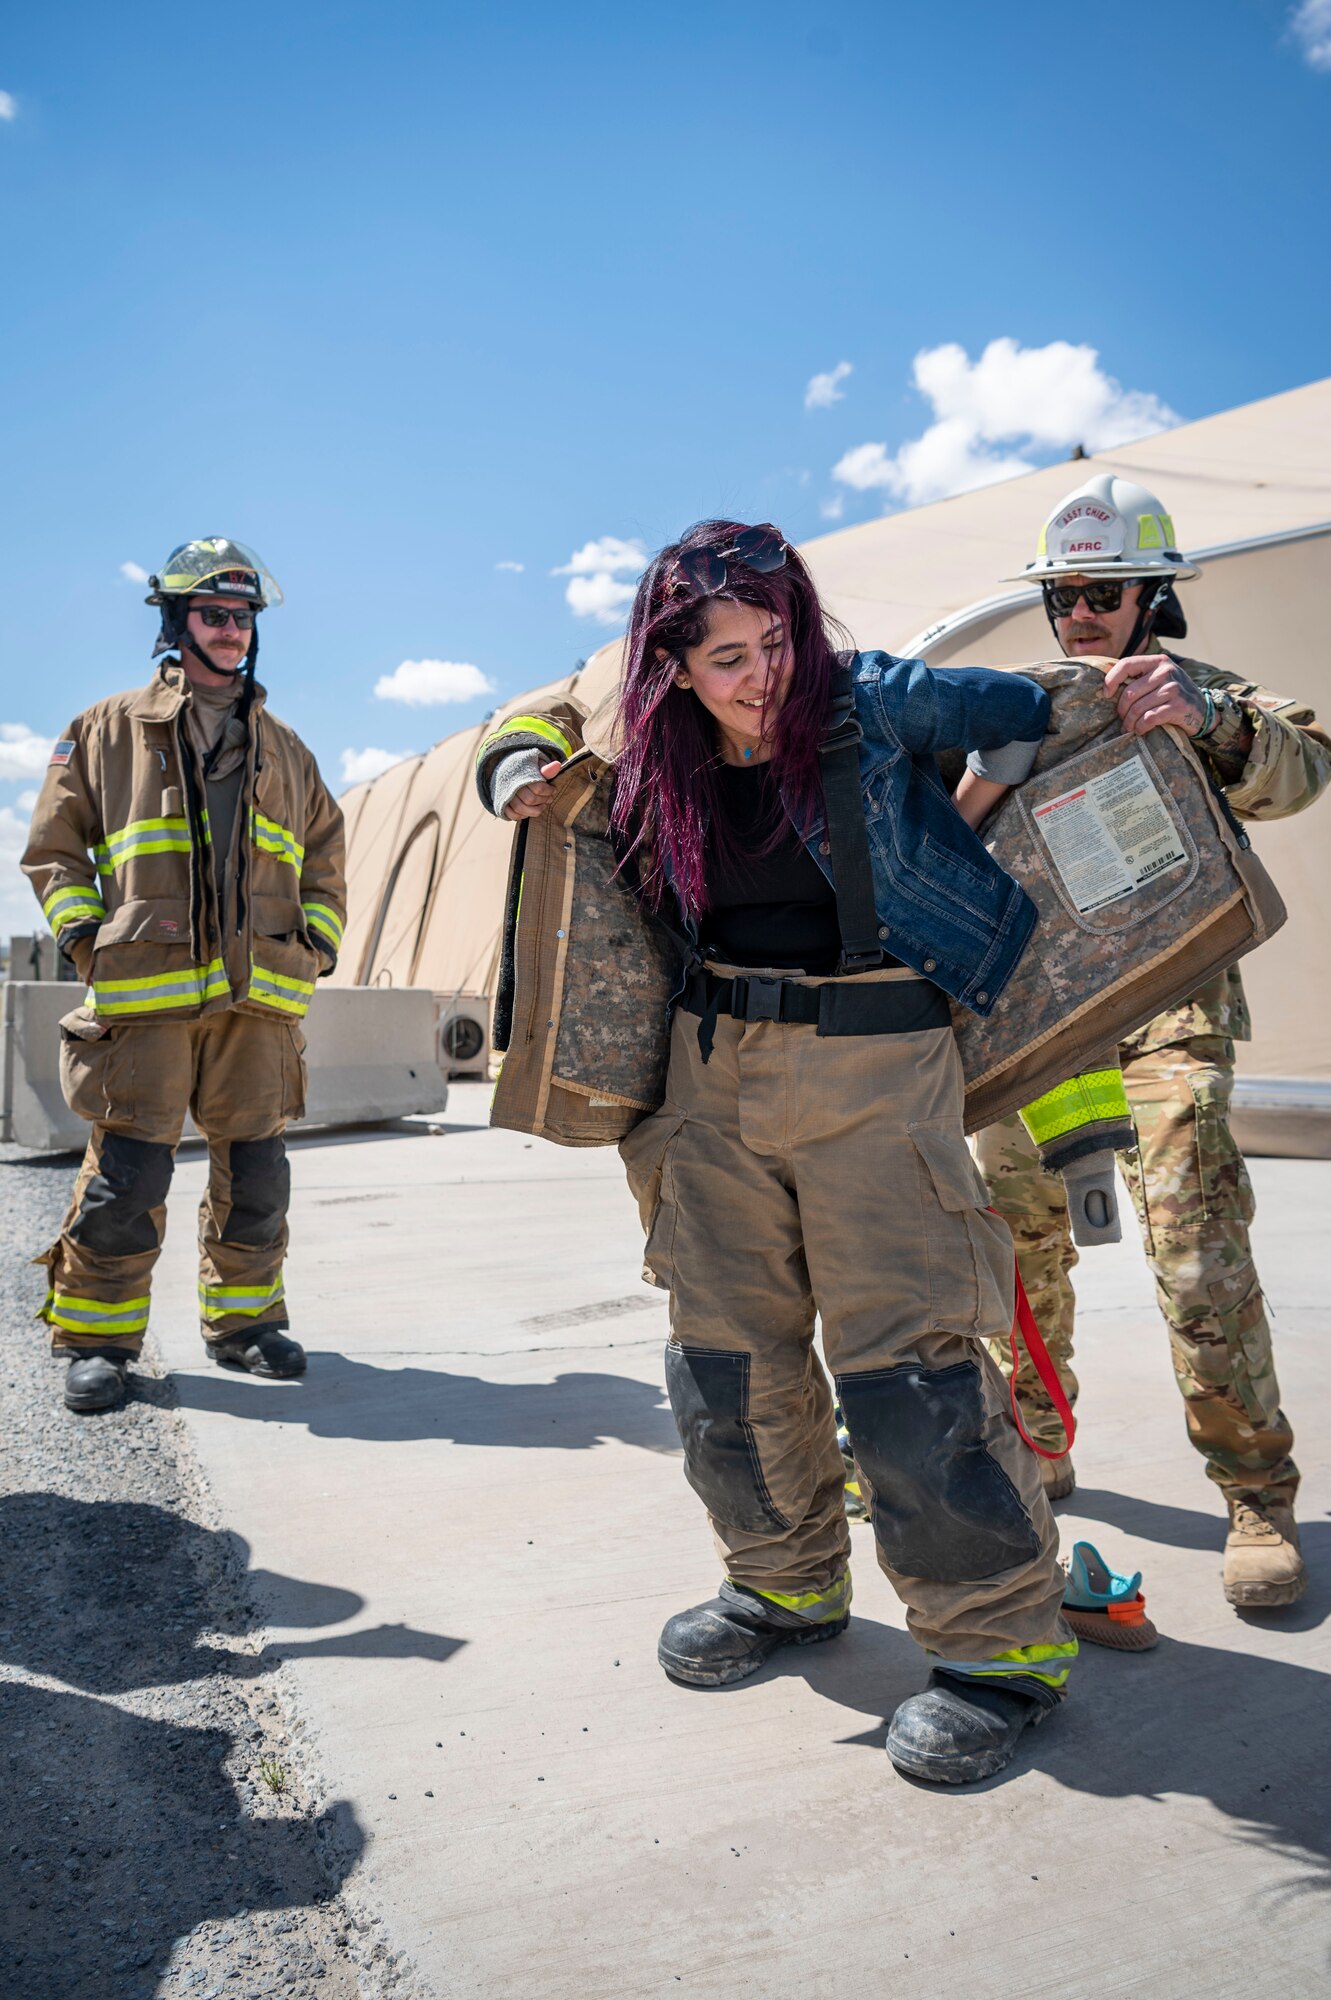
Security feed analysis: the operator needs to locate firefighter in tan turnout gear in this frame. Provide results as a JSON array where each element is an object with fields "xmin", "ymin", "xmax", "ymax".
[
  {"xmin": 976, "ymin": 477, "xmax": 1331, "ymax": 1607},
  {"xmin": 22, "ymin": 539, "xmax": 346, "ymax": 1414}
]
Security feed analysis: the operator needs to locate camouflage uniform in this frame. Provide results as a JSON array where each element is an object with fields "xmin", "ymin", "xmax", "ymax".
[{"xmin": 978, "ymin": 658, "xmax": 1331, "ymax": 1505}]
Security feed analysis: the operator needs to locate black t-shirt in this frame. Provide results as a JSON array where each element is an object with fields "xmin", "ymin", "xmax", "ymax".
[{"xmin": 699, "ymin": 762, "xmax": 898, "ymax": 974}]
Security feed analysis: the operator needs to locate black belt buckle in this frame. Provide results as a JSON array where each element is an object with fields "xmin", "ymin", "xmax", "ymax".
[{"xmin": 740, "ymin": 976, "xmax": 785, "ymax": 1023}]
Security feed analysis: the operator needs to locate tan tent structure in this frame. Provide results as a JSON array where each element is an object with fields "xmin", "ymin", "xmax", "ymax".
[{"xmin": 331, "ymin": 377, "xmax": 1331, "ymax": 1138}]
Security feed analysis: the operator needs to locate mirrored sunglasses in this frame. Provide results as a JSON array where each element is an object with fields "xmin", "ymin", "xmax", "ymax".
[
  {"xmin": 669, "ymin": 526, "xmax": 788, "ymax": 597},
  {"xmin": 193, "ymin": 604, "xmax": 257, "ymax": 629},
  {"xmin": 1043, "ymin": 579, "xmax": 1130, "ymax": 617}
]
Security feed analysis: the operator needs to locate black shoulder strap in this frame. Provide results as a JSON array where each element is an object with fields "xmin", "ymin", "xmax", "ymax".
[{"xmin": 818, "ymin": 659, "xmax": 885, "ymax": 973}]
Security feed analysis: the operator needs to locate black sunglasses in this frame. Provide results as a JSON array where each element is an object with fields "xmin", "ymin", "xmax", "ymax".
[
  {"xmin": 668, "ymin": 526, "xmax": 788, "ymax": 597},
  {"xmin": 193, "ymin": 604, "xmax": 257, "ymax": 629},
  {"xmin": 1042, "ymin": 579, "xmax": 1135, "ymax": 617}
]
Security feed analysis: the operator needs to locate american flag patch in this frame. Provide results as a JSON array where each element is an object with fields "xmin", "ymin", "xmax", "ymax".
[{"xmin": 49, "ymin": 740, "xmax": 74, "ymax": 767}]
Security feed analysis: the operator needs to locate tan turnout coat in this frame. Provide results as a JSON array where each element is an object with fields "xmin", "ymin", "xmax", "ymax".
[
  {"xmin": 481, "ymin": 663, "xmax": 1286, "ymax": 1147},
  {"xmin": 22, "ymin": 661, "xmax": 346, "ymax": 1023}
]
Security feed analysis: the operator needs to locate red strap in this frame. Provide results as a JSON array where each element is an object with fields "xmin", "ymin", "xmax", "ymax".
[{"xmin": 998, "ymin": 1235, "xmax": 1076, "ymax": 1460}]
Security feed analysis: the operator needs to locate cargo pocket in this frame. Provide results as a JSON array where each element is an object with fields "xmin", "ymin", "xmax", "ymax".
[
  {"xmin": 58, "ymin": 1008, "xmax": 132, "ymax": 1124},
  {"xmin": 908, "ymin": 1121, "xmax": 1014, "ymax": 1339},
  {"xmin": 618, "ymin": 1104, "xmax": 686, "ymax": 1292},
  {"xmin": 1189, "ymin": 1070, "xmax": 1255, "ymax": 1226},
  {"xmin": 281, "ymin": 1021, "xmax": 308, "ymax": 1123}
]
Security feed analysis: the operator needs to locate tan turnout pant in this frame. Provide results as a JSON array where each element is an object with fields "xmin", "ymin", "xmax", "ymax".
[
  {"xmin": 40, "ymin": 1007, "xmax": 307, "ymax": 1355},
  {"xmin": 622, "ymin": 969, "xmax": 1075, "ymax": 1694}
]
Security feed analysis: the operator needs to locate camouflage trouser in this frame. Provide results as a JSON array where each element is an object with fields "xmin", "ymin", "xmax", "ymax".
[{"xmin": 974, "ymin": 1037, "xmax": 1298, "ymax": 1506}]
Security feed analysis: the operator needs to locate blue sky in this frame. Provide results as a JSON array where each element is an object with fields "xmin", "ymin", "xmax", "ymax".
[{"xmin": 2, "ymin": 1, "xmax": 1329, "ymax": 934}]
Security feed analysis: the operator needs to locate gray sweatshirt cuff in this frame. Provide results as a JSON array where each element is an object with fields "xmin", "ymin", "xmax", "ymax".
[
  {"xmin": 489, "ymin": 746, "xmax": 552, "ymax": 819},
  {"xmin": 965, "ymin": 736, "xmax": 1042, "ymax": 787}
]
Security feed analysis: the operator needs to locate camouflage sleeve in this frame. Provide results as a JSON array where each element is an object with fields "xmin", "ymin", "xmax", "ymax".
[{"xmin": 1176, "ymin": 655, "xmax": 1331, "ymax": 821}]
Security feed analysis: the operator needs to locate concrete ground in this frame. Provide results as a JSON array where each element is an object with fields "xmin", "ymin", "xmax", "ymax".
[{"xmin": 142, "ymin": 1083, "xmax": 1329, "ymax": 1999}]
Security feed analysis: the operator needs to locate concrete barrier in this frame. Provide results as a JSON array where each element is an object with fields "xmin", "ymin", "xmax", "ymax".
[{"xmin": 0, "ymin": 983, "xmax": 448, "ymax": 1153}]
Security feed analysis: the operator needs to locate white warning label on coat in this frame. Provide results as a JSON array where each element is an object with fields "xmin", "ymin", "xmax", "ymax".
[{"xmin": 1031, "ymin": 755, "xmax": 1188, "ymax": 914}]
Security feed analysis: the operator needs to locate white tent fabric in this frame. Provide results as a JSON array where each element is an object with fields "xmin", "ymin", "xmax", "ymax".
[{"xmin": 332, "ymin": 378, "xmax": 1331, "ymax": 1086}]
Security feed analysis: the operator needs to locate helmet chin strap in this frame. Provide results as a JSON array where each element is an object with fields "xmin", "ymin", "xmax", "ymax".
[{"xmin": 159, "ymin": 600, "xmax": 261, "ymax": 776}]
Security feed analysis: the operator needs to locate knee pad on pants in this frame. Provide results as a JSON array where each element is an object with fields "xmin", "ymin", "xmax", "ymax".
[
  {"xmin": 837, "ymin": 1361, "xmax": 1041, "ymax": 1582},
  {"xmin": 70, "ymin": 1134, "xmax": 173, "ymax": 1257},
  {"xmin": 220, "ymin": 1137, "xmax": 290, "ymax": 1247},
  {"xmin": 665, "ymin": 1344, "xmax": 790, "ymax": 1535}
]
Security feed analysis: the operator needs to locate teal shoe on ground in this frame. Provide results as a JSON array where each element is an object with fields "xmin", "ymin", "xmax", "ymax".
[{"xmin": 1062, "ymin": 1540, "xmax": 1158, "ymax": 1651}]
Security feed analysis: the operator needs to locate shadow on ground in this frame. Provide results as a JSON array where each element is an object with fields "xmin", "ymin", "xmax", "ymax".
[
  {"xmin": 0, "ymin": 1493, "xmax": 444, "ymax": 1999},
  {"xmin": 727, "ymin": 1560, "xmax": 1331, "ymax": 1919},
  {"xmin": 0, "ymin": 1494, "xmax": 465, "ymax": 1692},
  {"xmin": 2, "ymin": 1682, "xmax": 364, "ymax": 2000},
  {"xmin": 1070, "ymin": 1489, "xmax": 1331, "ymax": 1632},
  {"xmin": 170, "ymin": 1351, "xmax": 680, "ymax": 1452}
]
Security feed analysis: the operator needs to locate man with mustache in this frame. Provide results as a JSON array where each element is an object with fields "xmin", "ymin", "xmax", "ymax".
[
  {"xmin": 23, "ymin": 539, "xmax": 345, "ymax": 1413},
  {"xmin": 975, "ymin": 476, "xmax": 1330, "ymax": 1608}
]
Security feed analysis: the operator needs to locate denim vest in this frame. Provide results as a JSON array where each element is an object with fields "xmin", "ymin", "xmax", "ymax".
[{"xmin": 668, "ymin": 652, "xmax": 1050, "ymax": 1018}]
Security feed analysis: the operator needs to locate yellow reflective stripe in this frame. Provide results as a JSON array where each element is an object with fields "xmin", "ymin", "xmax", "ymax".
[
  {"xmin": 476, "ymin": 714, "xmax": 574, "ymax": 766},
  {"xmin": 248, "ymin": 955, "xmax": 316, "ymax": 1017},
  {"xmin": 251, "ymin": 810, "xmax": 304, "ymax": 868},
  {"xmin": 100, "ymin": 816, "xmax": 193, "ymax": 865},
  {"xmin": 934, "ymin": 1639, "xmax": 1079, "ymax": 1689},
  {"xmin": 43, "ymin": 1289, "xmax": 151, "ymax": 1335},
  {"xmin": 43, "ymin": 884, "xmax": 107, "ymax": 933},
  {"xmin": 302, "ymin": 900, "xmax": 344, "ymax": 947},
  {"xmin": 1137, "ymin": 513, "xmax": 1164, "ymax": 550},
  {"xmin": 742, "ymin": 1572, "xmax": 852, "ymax": 1624},
  {"xmin": 198, "ymin": 1274, "xmax": 285, "ymax": 1318},
  {"xmin": 1019, "ymin": 1069, "xmax": 1130, "ymax": 1149},
  {"xmin": 91, "ymin": 960, "xmax": 230, "ymax": 1016}
]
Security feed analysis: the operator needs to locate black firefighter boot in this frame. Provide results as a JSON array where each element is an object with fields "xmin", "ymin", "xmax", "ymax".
[
  {"xmin": 886, "ymin": 1670, "xmax": 1054, "ymax": 1784},
  {"xmin": 658, "ymin": 1586, "xmax": 849, "ymax": 1688},
  {"xmin": 210, "ymin": 1329, "xmax": 307, "ymax": 1378},
  {"xmin": 64, "ymin": 1348, "xmax": 133, "ymax": 1414}
]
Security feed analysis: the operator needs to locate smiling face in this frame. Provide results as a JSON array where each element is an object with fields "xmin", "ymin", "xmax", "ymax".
[
  {"xmin": 1053, "ymin": 576, "xmax": 1144, "ymax": 661},
  {"xmin": 671, "ymin": 599, "xmax": 793, "ymax": 764}
]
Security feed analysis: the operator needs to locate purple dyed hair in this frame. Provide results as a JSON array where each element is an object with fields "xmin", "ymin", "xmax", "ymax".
[{"xmin": 610, "ymin": 520, "xmax": 849, "ymax": 915}]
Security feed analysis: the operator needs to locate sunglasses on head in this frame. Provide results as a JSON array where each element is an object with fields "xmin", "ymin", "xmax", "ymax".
[
  {"xmin": 1042, "ymin": 578, "xmax": 1137, "ymax": 617},
  {"xmin": 192, "ymin": 604, "xmax": 257, "ymax": 629},
  {"xmin": 668, "ymin": 526, "xmax": 787, "ymax": 597}
]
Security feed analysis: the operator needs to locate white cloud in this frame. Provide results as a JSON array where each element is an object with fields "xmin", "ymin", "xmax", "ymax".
[
  {"xmin": 17, "ymin": 788, "xmax": 37, "ymax": 811},
  {"xmin": 0, "ymin": 92, "xmax": 16, "ymax": 122},
  {"xmin": 552, "ymin": 535, "xmax": 647, "ymax": 625},
  {"xmin": 1, "ymin": 805, "xmax": 36, "ymax": 946},
  {"xmin": 1290, "ymin": 1, "xmax": 1331, "ymax": 69},
  {"xmin": 339, "ymin": 746, "xmax": 413, "ymax": 787},
  {"xmin": 819, "ymin": 495, "xmax": 845, "ymax": 522},
  {"xmin": 120, "ymin": 560, "xmax": 150, "ymax": 584},
  {"xmin": 373, "ymin": 658, "xmax": 496, "ymax": 706},
  {"xmin": 0, "ymin": 724, "xmax": 55, "ymax": 781},
  {"xmin": 563, "ymin": 572, "xmax": 639, "ymax": 623},
  {"xmin": 553, "ymin": 536, "xmax": 646, "ymax": 578},
  {"xmin": 806, "ymin": 361, "xmax": 852, "ymax": 410},
  {"xmin": 833, "ymin": 337, "xmax": 1180, "ymax": 509},
  {"xmin": 495, "ymin": 559, "xmax": 525, "ymax": 573}
]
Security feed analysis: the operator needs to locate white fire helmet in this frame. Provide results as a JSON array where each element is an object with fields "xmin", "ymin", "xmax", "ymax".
[{"xmin": 1005, "ymin": 474, "xmax": 1200, "ymax": 584}]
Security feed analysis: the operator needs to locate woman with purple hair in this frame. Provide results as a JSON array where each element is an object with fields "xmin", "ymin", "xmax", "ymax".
[{"xmin": 483, "ymin": 519, "xmax": 1077, "ymax": 1784}]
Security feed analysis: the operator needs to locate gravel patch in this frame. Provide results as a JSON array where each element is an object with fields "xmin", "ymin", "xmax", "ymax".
[{"xmin": 0, "ymin": 1146, "xmax": 426, "ymax": 2000}]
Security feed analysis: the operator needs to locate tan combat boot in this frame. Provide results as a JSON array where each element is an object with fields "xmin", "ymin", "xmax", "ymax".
[
  {"xmin": 1039, "ymin": 1455, "xmax": 1075, "ymax": 1502},
  {"xmin": 1223, "ymin": 1496, "xmax": 1306, "ymax": 1608}
]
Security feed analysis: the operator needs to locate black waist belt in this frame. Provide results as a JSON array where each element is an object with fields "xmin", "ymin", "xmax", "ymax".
[{"xmin": 681, "ymin": 968, "xmax": 951, "ymax": 1053}]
